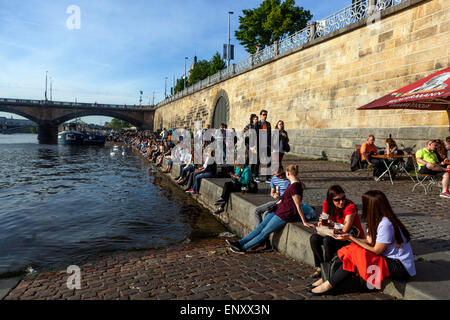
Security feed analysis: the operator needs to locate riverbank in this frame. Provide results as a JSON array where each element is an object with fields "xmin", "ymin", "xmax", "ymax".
[{"xmin": 1, "ymin": 142, "xmax": 395, "ymax": 301}]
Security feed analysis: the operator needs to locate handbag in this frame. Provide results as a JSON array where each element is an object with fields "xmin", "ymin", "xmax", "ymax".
[
  {"xmin": 320, "ymin": 254, "xmax": 366, "ymax": 293},
  {"xmin": 248, "ymin": 179, "xmax": 258, "ymax": 193},
  {"xmin": 284, "ymin": 143, "xmax": 291, "ymax": 153}
]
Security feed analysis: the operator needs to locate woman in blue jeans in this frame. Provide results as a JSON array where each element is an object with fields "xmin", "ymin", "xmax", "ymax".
[
  {"xmin": 226, "ymin": 164, "xmax": 315, "ymax": 253},
  {"xmin": 186, "ymin": 154, "xmax": 217, "ymax": 195}
]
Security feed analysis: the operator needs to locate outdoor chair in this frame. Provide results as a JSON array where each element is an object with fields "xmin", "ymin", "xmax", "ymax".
[
  {"xmin": 411, "ymin": 154, "xmax": 439, "ymax": 195},
  {"xmin": 349, "ymin": 144, "xmax": 372, "ymax": 178}
]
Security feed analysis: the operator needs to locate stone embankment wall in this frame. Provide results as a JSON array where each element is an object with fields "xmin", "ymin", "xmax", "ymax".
[{"xmin": 155, "ymin": 0, "xmax": 449, "ymax": 161}]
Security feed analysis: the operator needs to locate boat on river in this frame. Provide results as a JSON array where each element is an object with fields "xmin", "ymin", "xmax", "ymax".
[{"xmin": 58, "ymin": 123, "xmax": 106, "ymax": 146}]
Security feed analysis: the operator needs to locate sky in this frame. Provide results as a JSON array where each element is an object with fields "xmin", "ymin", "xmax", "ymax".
[{"xmin": 0, "ymin": 0, "xmax": 350, "ymax": 125}]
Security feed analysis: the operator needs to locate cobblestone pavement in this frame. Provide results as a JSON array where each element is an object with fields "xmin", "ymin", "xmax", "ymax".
[
  {"xmin": 6, "ymin": 156, "xmax": 448, "ymax": 301},
  {"xmin": 4, "ymin": 238, "xmax": 391, "ymax": 300}
]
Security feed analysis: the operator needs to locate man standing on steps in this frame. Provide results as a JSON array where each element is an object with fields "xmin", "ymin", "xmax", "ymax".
[{"xmin": 256, "ymin": 110, "xmax": 272, "ymax": 183}]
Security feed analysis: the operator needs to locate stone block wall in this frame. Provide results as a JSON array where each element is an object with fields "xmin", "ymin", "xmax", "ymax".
[{"xmin": 155, "ymin": 0, "xmax": 449, "ymax": 160}]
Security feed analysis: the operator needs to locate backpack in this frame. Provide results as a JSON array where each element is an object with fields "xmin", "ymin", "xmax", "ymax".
[
  {"xmin": 350, "ymin": 150, "xmax": 362, "ymax": 172},
  {"xmin": 248, "ymin": 179, "xmax": 258, "ymax": 193}
]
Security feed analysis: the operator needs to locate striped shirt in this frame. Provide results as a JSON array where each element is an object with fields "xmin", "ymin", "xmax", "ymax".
[{"xmin": 270, "ymin": 174, "xmax": 290, "ymax": 199}]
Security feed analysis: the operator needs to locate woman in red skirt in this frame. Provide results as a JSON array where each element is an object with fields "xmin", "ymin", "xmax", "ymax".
[{"xmin": 308, "ymin": 190, "xmax": 416, "ymax": 295}]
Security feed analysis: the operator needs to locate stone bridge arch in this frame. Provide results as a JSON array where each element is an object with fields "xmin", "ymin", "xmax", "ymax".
[{"xmin": 0, "ymin": 106, "xmax": 40, "ymax": 124}]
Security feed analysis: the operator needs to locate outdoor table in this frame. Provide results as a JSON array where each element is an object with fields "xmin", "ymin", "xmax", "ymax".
[{"xmin": 372, "ymin": 154, "xmax": 414, "ymax": 185}]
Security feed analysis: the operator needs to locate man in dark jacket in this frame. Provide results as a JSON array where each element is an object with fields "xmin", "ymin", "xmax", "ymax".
[{"xmin": 257, "ymin": 110, "xmax": 272, "ymax": 183}]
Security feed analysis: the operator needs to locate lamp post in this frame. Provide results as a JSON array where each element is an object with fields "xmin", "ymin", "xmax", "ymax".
[
  {"xmin": 184, "ymin": 57, "xmax": 189, "ymax": 89},
  {"xmin": 50, "ymin": 77, "xmax": 53, "ymax": 101},
  {"xmin": 227, "ymin": 12, "xmax": 234, "ymax": 67},
  {"xmin": 165, "ymin": 77, "xmax": 168, "ymax": 98}
]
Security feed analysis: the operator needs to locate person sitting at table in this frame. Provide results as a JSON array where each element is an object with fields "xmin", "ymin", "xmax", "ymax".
[
  {"xmin": 360, "ymin": 135, "xmax": 384, "ymax": 180},
  {"xmin": 385, "ymin": 138, "xmax": 398, "ymax": 156},
  {"xmin": 416, "ymin": 140, "xmax": 450, "ymax": 199},
  {"xmin": 434, "ymin": 139, "xmax": 448, "ymax": 163},
  {"xmin": 213, "ymin": 162, "xmax": 252, "ymax": 215},
  {"xmin": 308, "ymin": 190, "xmax": 416, "ymax": 296},
  {"xmin": 446, "ymin": 136, "xmax": 450, "ymax": 160},
  {"xmin": 226, "ymin": 164, "xmax": 315, "ymax": 254},
  {"xmin": 309, "ymin": 185, "xmax": 365, "ymax": 279}
]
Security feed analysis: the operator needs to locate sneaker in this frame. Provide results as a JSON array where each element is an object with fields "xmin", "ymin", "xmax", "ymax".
[
  {"xmin": 229, "ymin": 246, "xmax": 246, "ymax": 254},
  {"xmin": 439, "ymin": 192, "xmax": 450, "ymax": 199},
  {"xmin": 226, "ymin": 240, "xmax": 241, "ymax": 248},
  {"xmin": 185, "ymin": 189, "xmax": 194, "ymax": 193},
  {"xmin": 265, "ymin": 180, "xmax": 271, "ymax": 184},
  {"xmin": 213, "ymin": 207, "xmax": 225, "ymax": 215},
  {"xmin": 254, "ymin": 177, "xmax": 261, "ymax": 183},
  {"xmin": 214, "ymin": 199, "xmax": 226, "ymax": 206}
]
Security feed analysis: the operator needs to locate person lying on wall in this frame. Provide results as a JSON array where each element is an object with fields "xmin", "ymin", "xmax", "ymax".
[
  {"xmin": 226, "ymin": 165, "xmax": 315, "ymax": 254},
  {"xmin": 307, "ymin": 190, "xmax": 415, "ymax": 296}
]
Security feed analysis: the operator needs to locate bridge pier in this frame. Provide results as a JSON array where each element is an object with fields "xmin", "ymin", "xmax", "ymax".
[{"xmin": 38, "ymin": 124, "xmax": 58, "ymax": 144}]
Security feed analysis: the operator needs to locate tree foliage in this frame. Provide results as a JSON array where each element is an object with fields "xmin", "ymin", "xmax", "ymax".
[
  {"xmin": 187, "ymin": 60, "xmax": 210, "ymax": 86},
  {"xmin": 173, "ymin": 51, "xmax": 227, "ymax": 93},
  {"xmin": 105, "ymin": 118, "xmax": 132, "ymax": 129},
  {"xmin": 209, "ymin": 51, "xmax": 226, "ymax": 75},
  {"xmin": 235, "ymin": 0, "xmax": 312, "ymax": 54}
]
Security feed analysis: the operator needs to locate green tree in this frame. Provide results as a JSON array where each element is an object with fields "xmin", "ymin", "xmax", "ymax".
[
  {"xmin": 209, "ymin": 51, "xmax": 226, "ymax": 75},
  {"xmin": 174, "ymin": 77, "xmax": 186, "ymax": 94},
  {"xmin": 235, "ymin": 0, "xmax": 312, "ymax": 54},
  {"xmin": 187, "ymin": 60, "xmax": 210, "ymax": 86}
]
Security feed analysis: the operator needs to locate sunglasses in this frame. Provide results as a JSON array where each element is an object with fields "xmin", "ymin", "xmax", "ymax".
[
  {"xmin": 261, "ymin": 114, "xmax": 267, "ymax": 116},
  {"xmin": 333, "ymin": 196, "xmax": 346, "ymax": 203}
]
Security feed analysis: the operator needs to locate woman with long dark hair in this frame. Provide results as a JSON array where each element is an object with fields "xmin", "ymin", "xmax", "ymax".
[
  {"xmin": 275, "ymin": 120, "xmax": 289, "ymax": 165},
  {"xmin": 243, "ymin": 114, "xmax": 259, "ymax": 179},
  {"xmin": 308, "ymin": 190, "xmax": 416, "ymax": 295},
  {"xmin": 309, "ymin": 185, "xmax": 365, "ymax": 278}
]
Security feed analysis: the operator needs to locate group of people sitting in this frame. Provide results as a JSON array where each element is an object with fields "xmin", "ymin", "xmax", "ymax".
[
  {"xmin": 359, "ymin": 134, "xmax": 450, "ymax": 198},
  {"xmin": 119, "ymin": 129, "xmax": 426, "ymax": 296},
  {"xmin": 226, "ymin": 171, "xmax": 416, "ymax": 296}
]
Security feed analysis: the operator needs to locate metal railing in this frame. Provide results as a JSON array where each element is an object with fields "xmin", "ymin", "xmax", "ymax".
[
  {"xmin": 158, "ymin": 0, "xmax": 407, "ymax": 107},
  {"xmin": 0, "ymin": 98, "xmax": 153, "ymax": 111}
]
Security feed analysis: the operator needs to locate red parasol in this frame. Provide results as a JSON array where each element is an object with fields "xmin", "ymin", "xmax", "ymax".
[{"xmin": 358, "ymin": 67, "xmax": 450, "ymax": 111}]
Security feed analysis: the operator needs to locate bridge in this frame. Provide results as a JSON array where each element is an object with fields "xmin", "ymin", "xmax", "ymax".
[{"xmin": 0, "ymin": 98, "xmax": 155, "ymax": 144}]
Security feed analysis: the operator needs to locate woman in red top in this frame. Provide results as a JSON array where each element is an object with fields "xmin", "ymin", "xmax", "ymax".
[{"xmin": 309, "ymin": 185, "xmax": 365, "ymax": 278}]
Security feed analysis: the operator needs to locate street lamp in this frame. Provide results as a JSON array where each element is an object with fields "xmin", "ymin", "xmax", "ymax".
[
  {"xmin": 227, "ymin": 12, "xmax": 234, "ymax": 67},
  {"xmin": 45, "ymin": 71, "xmax": 48, "ymax": 101},
  {"xmin": 184, "ymin": 57, "xmax": 189, "ymax": 89}
]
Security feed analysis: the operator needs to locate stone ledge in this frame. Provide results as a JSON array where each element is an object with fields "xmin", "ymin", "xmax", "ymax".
[{"xmin": 161, "ymin": 158, "xmax": 444, "ymax": 300}]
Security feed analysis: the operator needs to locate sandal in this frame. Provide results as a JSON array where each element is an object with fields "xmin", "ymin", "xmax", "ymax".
[{"xmin": 309, "ymin": 270, "xmax": 321, "ymax": 279}]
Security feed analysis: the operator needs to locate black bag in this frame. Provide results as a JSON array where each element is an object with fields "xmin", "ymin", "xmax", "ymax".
[
  {"xmin": 350, "ymin": 150, "xmax": 361, "ymax": 172},
  {"xmin": 284, "ymin": 143, "xmax": 291, "ymax": 153},
  {"xmin": 320, "ymin": 255, "xmax": 368, "ymax": 294},
  {"xmin": 248, "ymin": 179, "xmax": 258, "ymax": 193},
  {"xmin": 320, "ymin": 255, "xmax": 342, "ymax": 283}
]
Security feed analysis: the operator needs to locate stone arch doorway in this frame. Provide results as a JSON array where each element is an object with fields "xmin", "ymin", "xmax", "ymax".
[{"xmin": 211, "ymin": 90, "xmax": 229, "ymax": 129}]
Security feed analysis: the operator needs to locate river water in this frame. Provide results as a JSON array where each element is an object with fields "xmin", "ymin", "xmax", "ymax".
[{"xmin": 0, "ymin": 134, "xmax": 226, "ymax": 278}]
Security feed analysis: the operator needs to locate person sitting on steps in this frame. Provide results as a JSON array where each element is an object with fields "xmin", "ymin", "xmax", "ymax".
[{"xmin": 226, "ymin": 164, "xmax": 315, "ymax": 254}]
